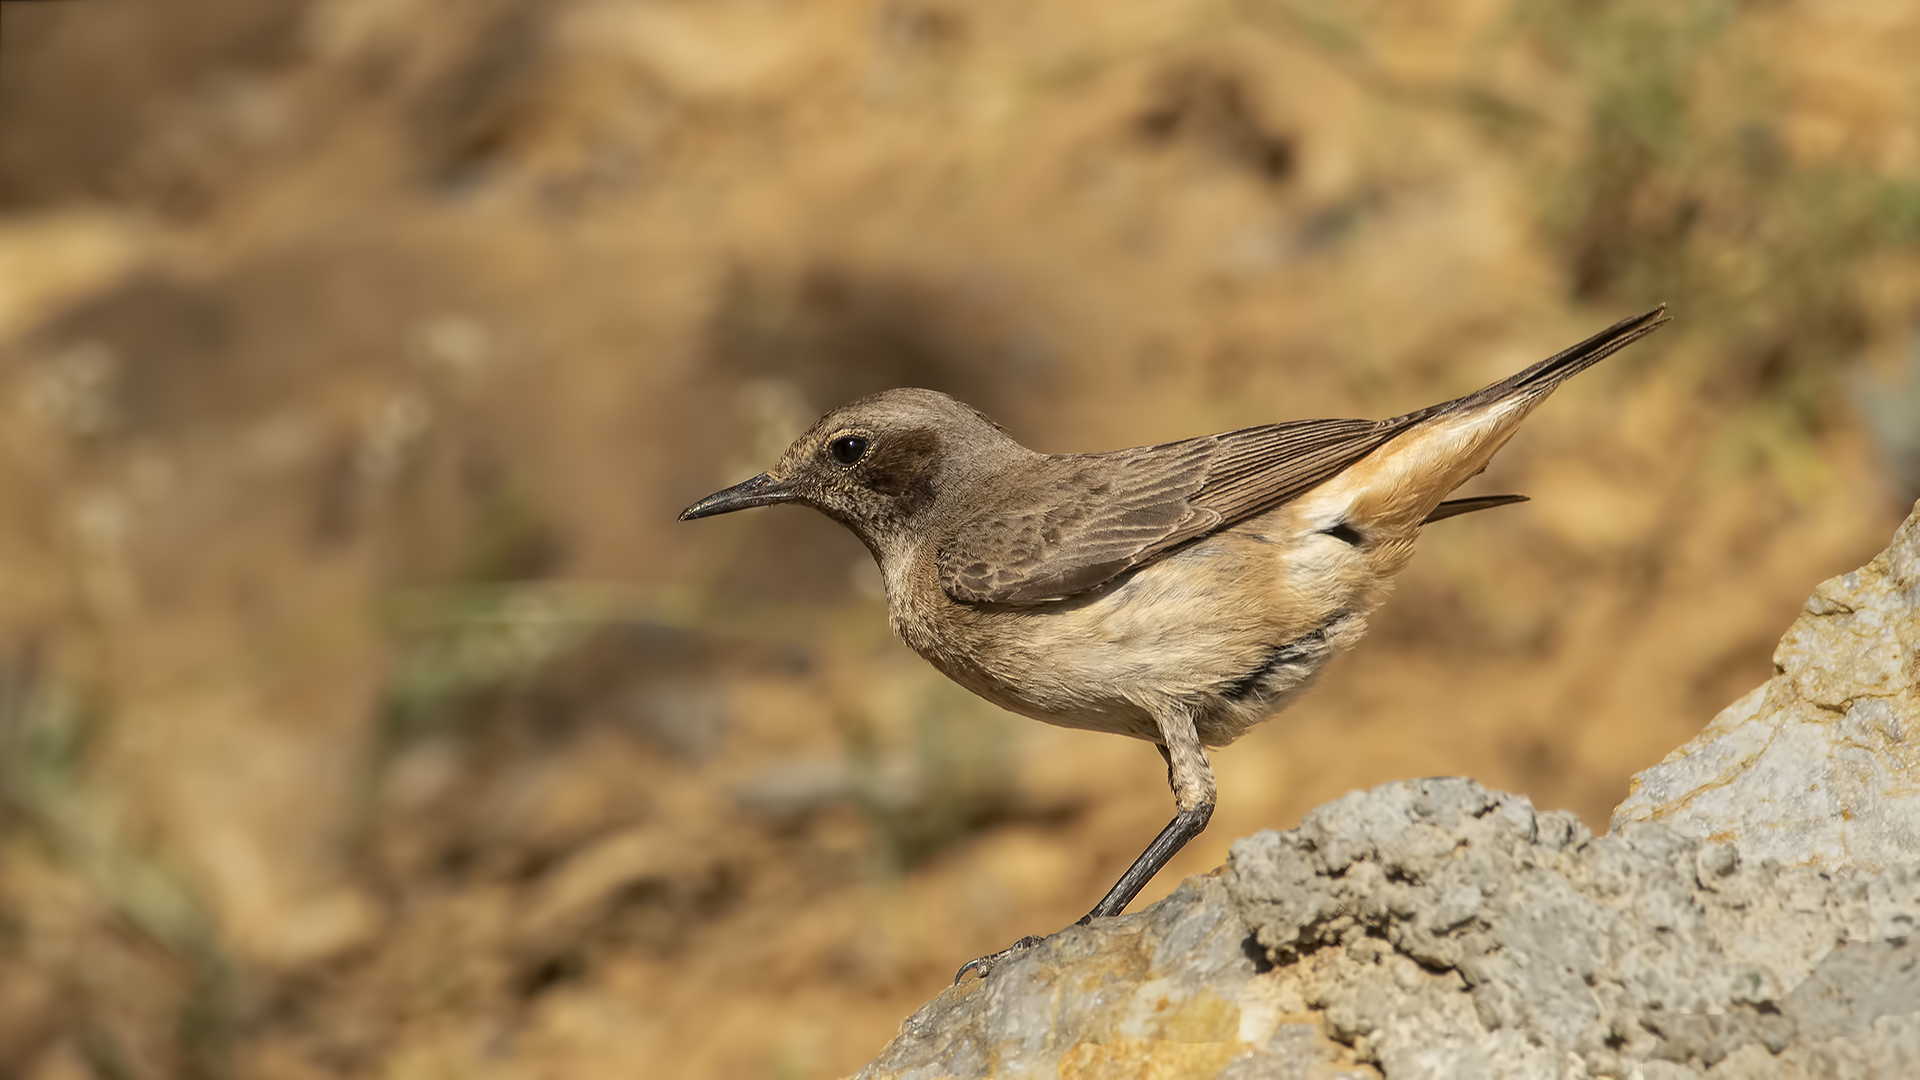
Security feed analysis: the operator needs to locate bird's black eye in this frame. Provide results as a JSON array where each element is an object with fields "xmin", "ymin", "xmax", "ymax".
[{"xmin": 828, "ymin": 435, "xmax": 869, "ymax": 466}]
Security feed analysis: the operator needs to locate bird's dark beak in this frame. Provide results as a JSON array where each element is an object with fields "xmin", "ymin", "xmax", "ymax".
[{"xmin": 678, "ymin": 473, "xmax": 800, "ymax": 521}]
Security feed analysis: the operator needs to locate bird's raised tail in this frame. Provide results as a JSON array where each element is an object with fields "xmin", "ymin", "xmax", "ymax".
[
  {"xmin": 1419, "ymin": 304, "xmax": 1670, "ymax": 423},
  {"xmin": 1293, "ymin": 306, "xmax": 1668, "ymax": 568}
]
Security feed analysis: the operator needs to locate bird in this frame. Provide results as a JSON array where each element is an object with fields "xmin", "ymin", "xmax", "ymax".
[{"xmin": 680, "ymin": 305, "xmax": 1669, "ymax": 981}]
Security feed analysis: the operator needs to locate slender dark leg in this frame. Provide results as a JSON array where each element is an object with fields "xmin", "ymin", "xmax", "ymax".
[
  {"xmin": 953, "ymin": 711, "xmax": 1217, "ymax": 984},
  {"xmin": 1077, "ymin": 795, "xmax": 1214, "ymax": 923}
]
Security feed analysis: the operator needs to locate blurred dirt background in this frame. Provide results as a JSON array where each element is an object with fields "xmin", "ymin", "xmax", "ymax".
[{"xmin": 2, "ymin": 1, "xmax": 1919, "ymax": 1077}]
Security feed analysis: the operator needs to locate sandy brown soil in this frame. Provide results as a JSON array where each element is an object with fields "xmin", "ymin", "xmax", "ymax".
[{"xmin": 2, "ymin": 1, "xmax": 1919, "ymax": 1077}]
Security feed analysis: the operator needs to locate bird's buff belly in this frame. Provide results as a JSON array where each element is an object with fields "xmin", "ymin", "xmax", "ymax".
[{"xmin": 899, "ymin": 530, "xmax": 1375, "ymax": 746}]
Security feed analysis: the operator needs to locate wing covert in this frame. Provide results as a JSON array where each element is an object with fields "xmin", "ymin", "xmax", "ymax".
[{"xmin": 935, "ymin": 416, "xmax": 1403, "ymax": 605}]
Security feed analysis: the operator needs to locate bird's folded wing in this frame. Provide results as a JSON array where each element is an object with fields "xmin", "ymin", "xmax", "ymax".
[{"xmin": 936, "ymin": 417, "xmax": 1401, "ymax": 604}]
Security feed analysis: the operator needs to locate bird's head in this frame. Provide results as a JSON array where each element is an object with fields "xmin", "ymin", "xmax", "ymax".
[{"xmin": 679, "ymin": 388, "xmax": 1023, "ymax": 555}]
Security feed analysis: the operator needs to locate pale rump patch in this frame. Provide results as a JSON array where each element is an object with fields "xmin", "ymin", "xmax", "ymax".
[{"xmin": 1292, "ymin": 396, "xmax": 1534, "ymax": 575}]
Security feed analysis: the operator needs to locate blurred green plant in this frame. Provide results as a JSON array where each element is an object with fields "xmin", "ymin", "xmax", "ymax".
[
  {"xmin": 374, "ymin": 585, "xmax": 601, "ymax": 747},
  {"xmin": 1509, "ymin": 0, "xmax": 1733, "ymax": 301},
  {"xmin": 1503, "ymin": 0, "xmax": 1920, "ymax": 484},
  {"xmin": 1254, "ymin": 0, "xmax": 1920, "ymax": 490},
  {"xmin": 364, "ymin": 568, "xmax": 1024, "ymax": 881},
  {"xmin": 349, "ymin": 583, "xmax": 605, "ymax": 860},
  {"xmin": 1856, "ymin": 330, "xmax": 1920, "ymax": 500},
  {"xmin": 0, "ymin": 656, "xmax": 232, "ymax": 1080},
  {"xmin": 841, "ymin": 681, "xmax": 1022, "ymax": 876}
]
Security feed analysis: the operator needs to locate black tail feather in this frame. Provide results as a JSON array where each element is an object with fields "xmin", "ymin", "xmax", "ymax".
[
  {"xmin": 1498, "ymin": 304, "xmax": 1669, "ymax": 399},
  {"xmin": 1392, "ymin": 305, "xmax": 1670, "ymax": 429},
  {"xmin": 1423, "ymin": 494, "xmax": 1528, "ymax": 524},
  {"xmin": 1462, "ymin": 304, "xmax": 1670, "ymax": 413}
]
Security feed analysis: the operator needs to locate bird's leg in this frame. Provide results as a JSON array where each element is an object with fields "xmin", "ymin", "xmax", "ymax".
[
  {"xmin": 1078, "ymin": 714, "xmax": 1215, "ymax": 923},
  {"xmin": 953, "ymin": 709, "xmax": 1215, "ymax": 984}
]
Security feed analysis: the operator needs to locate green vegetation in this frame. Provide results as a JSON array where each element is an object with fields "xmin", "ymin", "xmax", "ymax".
[
  {"xmin": 0, "ymin": 662, "xmax": 232, "ymax": 1080},
  {"xmin": 1511, "ymin": 0, "xmax": 1920, "ymax": 479}
]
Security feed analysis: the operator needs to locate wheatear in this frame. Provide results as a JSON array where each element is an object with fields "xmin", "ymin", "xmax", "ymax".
[{"xmin": 681, "ymin": 306, "xmax": 1669, "ymax": 979}]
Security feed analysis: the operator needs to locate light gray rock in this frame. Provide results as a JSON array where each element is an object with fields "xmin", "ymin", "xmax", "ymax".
[
  {"xmin": 858, "ymin": 873, "xmax": 1374, "ymax": 1079},
  {"xmin": 1613, "ymin": 500, "xmax": 1920, "ymax": 869},
  {"xmin": 1230, "ymin": 778, "xmax": 1920, "ymax": 1079},
  {"xmin": 857, "ymin": 504, "xmax": 1920, "ymax": 1079},
  {"xmin": 863, "ymin": 780, "xmax": 1920, "ymax": 1078}
]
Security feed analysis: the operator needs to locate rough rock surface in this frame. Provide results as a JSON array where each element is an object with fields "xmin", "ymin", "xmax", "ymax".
[
  {"xmin": 856, "ymin": 504, "xmax": 1920, "ymax": 1079},
  {"xmin": 854, "ymin": 873, "xmax": 1373, "ymax": 1079},
  {"xmin": 1228, "ymin": 780, "xmax": 1920, "ymax": 1079},
  {"xmin": 1613, "ymin": 501, "xmax": 1920, "ymax": 869},
  {"xmin": 863, "ymin": 780, "xmax": 1920, "ymax": 1079}
]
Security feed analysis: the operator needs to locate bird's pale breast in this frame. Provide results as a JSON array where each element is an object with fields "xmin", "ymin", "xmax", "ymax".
[{"xmin": 891, "ymin": 505, "xmax": 1388, "ymax": 747}]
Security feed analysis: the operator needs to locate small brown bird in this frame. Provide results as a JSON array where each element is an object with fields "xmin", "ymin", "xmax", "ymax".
[{"xmin": 681, "ymin": 306, "xmax": 1668, "ymax": 980}]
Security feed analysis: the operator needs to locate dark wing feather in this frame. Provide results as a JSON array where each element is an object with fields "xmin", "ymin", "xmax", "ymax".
[
  {"xmin": 936, "ymin": 418, "xmax": 1401, "ymax": 605},
  {"xmin": 936, "ymin": 440, "xmax": 1220, "ymax": 604},
  {"xmin": 1184, "ymin": 417, "xmax": 1399, "ymax": 522}
]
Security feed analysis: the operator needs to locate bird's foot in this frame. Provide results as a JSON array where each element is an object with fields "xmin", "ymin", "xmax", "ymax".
[{"xmin": 952, "ymin": 934, "xmax": 1047, "ymax": 984}]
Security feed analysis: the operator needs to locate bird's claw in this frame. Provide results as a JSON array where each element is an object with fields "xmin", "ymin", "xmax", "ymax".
[{"xmin": 953, "ymin": 934, "xmax": 1046, "ymax": 984}]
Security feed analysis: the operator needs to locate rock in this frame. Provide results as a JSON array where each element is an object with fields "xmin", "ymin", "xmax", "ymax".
[
  {"xmin": 863, "ymin": 779, "xmax": 1920, "ymax": 1078},
  {"xmin": 857, "ymin": 873, "xmax": 1372, "ymax": 1079},
  {"xmin": 857, "ymin": 503, "xmax": 1920, "ymax": 1079},
  {"xmin": 1613, "ymin": 499, "xmax": 1920, "ymax": 869},
  {"xmin": 1230, "ymin": 780, "xmax": 1920, "ymax": 1078}
]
